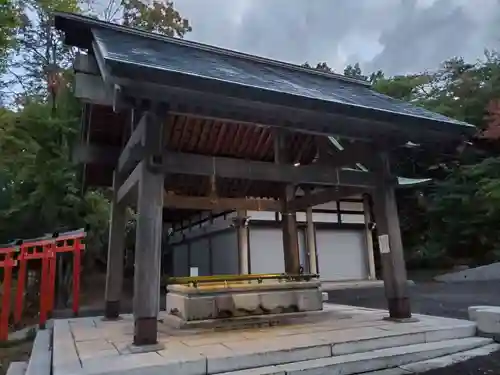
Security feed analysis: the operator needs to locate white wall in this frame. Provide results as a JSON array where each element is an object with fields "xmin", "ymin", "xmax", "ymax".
[
  {"xmin": 316, "ymin": 229, "xmax": 368, "ymax": 281},
  {"xmin": 249, "ymin": 227, "xmax": 285, "ymax": 274}
]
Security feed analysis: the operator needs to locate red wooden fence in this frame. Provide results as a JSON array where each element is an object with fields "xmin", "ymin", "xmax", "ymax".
[{"xmin": 0, "ymin": 230, "xmax": 85, "ymax": 340}]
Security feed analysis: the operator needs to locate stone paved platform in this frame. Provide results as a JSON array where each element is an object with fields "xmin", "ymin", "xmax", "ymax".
[{"xmin": 51, "ymin": 304, "xmax": 481, "ymax": 375}]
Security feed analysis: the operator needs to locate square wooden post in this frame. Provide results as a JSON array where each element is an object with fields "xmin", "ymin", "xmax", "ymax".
[
  {"xmin": 234, "ymin": 210, "xmax": 249, "ymax": 275},
  {"xmin": 372, "ymin": 153, "xmax": 412, "ymax": 320},
  {"xmin": 104, "ymin": 171, "xmax": 126, "ymax": 319},
  {"xmin": 282, "ymin": 185, "xmax": 300, "ymax": 274},
  {"xmin": 363, "ymin": 194, "xmax": 377, "ymax": 280},
  {"xmin": 133, "ymin": 161, "xmax": 164, "ymax": 345},
  {"xmin": 133, "ymin": 109, "xmax": 165, "ymax": 346},
  {"xmin": 274, "ymin": 130, "xmax": 300, "ymax": 275},
  {"xmin": 305, "ymin": 190, "xmax": 318, "ymax": 275}
]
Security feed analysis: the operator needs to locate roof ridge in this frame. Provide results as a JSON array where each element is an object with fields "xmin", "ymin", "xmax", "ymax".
[{"xmin": 54, "ymin": 11, "xmax": 371, "ymax": 87}]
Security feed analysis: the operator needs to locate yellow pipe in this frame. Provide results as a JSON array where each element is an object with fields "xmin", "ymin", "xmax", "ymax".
[{"xmin": 165, "ymin": 273, "xmax": 319, "ymax": 286}]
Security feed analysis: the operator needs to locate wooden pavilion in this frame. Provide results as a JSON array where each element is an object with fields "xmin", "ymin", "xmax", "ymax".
[{"xmin": 55, "ymin": 12, "xmax": 475, "ymax": 346}]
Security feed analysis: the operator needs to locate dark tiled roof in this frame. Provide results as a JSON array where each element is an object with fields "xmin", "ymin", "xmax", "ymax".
[
  {"xmin": 55, "ymin": 12, "xmax": 475, "ymax": 140},
  {"xmin": 93, "ymin": 27, "xmax": 469, "ymax": 129}
]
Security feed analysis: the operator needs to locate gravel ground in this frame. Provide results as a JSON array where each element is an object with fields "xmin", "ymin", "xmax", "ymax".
[{"xmin": 327, "ymin": 280, "xmax": 500, "ymax": 375}]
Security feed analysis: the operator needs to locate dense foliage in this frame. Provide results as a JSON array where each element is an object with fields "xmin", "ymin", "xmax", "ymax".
[
  {"xmin": 343, "ymin": 54, "xmax": 500, "ymax": 267},
  {"xmin": 0, "ymin": 0, "xmax": 191, "ymax": 296}
]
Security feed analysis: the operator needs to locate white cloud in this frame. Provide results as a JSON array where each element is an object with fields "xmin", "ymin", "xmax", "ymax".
[{"xmin": 166, "ymin": 0, "xmax": 500, "ymax": 75}]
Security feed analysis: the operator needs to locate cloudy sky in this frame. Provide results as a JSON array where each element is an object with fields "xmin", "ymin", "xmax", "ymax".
[{"xmin": 172, "ymin": 0, "xmax": 500, "ymax": 76}]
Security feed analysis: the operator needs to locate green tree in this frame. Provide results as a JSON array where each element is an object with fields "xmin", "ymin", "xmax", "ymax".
[
  {"xmin": 343, "ymin": 62, "xmax": 368, "ymax": 81},
  {"xmin": 87, "ymin": 0, "xmax": 191, "ymax": 37},
  {"xmin": 0, "ymin": 0, "xmax": 19, "ymax": 95},
  {"xmin": 307, "ymin": 54, "xmax": 500, "ymax": 267},
  {"xmin": 3, "ymin": 0, "xmax": 192, "ymax": 102},
  {"xmin": 0, "ymin": 0, "xmax": 193, "ymax": 308}
]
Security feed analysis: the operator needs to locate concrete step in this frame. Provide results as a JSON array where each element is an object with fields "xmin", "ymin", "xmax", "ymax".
[
  {"xmin": 208, "ymin": 320, "xmax": 478, "ymax": 373},
  {"xmin": 364, "ymin": 342, "xmax": 500, "ymax": 375},
  {"xmin": 5, "ymin": 361, "xmax": 28, "ymax": 375},
  {"xmin": 216, "ymin": 337, "xmax": 492, "ymax": 375}
]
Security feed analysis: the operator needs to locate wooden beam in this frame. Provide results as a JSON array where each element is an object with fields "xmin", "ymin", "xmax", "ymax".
[
  {"xmin": 74, "ymin": 53, "xmax": 100, "ymax": 75},
  {"xmin": 92, "ymin": 40, "xmax": 111, "ymax": 84},
  {"xmin": 74, "ymin": 73, "xmax": 113, "ymax": 106},
  {"xmin": 152, "ymin": 151, "xmax": 383, "ymax": 188},
  {"xmin": 117, "ymin": 162, "xmax": 141, "ymax": 204},
  {"xmin": 163, "ymin": 193, "xmax": 281, "ymax": 211},
  {"xmin": 288, "ymin": 186, "xmax": 368, "ymax": 211},
  {"xmin": 118, "ymin": 114, "xmax": 146, "ymax": 173}
]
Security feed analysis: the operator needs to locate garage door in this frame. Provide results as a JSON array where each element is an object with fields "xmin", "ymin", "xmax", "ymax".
[
  {"xmin": 249, "ymin": 227, "xmax": 285, "ymax": 274},
  {"xmin": 316, "ymin": 229, "xmax": 367, "ymax": 281}
]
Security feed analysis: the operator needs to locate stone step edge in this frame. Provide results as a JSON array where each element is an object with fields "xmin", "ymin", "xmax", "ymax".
[
  {"xmin": 208, "ymin": 322, "xmax": 477, "ymax": 374},
  {"xmin": 363, "ymin": 341, "xmax": 500, "ymax": 375},
  {"xmin": 214, "ymin": 337, "xmax": 491, "ymax": 375}
]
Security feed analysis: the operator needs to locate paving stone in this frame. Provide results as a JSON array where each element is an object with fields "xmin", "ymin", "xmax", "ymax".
[
  {"xmin": 127, "ymin": 343, "xmax": 165, "ymax": 354},
  {"xmin": 76, "ymin": 340, "xmax": 115, "ymax": 352},
  {"xmin": 316, "ymin": 326, "xmax": 393, "ymax": 344},
  {"xmin": 83, "ymin": 351, "xmax": 206, "ymax": 375},
  {"xmin": 69, "ymin": 317, "xmax": 97, "ymax": 327},
  {"xmin": 71, "ymin": 327, "xmax": 106, "ymax": 342},
  {"xmin": 216, "ymin": 366, "xmax": 285, "ymax": 375},
  {"xmin": 331, "ymin": 332, "xmax": 426, "ymax": 356},
  {"xmin": 49, "ymin": 304, "xmax": 494, "ymax": 375},
  {"xmin": 181, "ymin": 333, "xmax": 246, "ymax": 347},
  {"xmin": 425, "ymin": 324, "xmax": 477, "ymax": 342},
  {"xmin": 76, "ymin": 340, "xmax": 118, "ymax": 360},
  {"xmin": 210, "ymin": 340, "xmax": 331, "ymax": 374},
  {"xmin": 276, "ymin": 337, "xmax": 491, "ymax": 375},
  {"xmin": 361, "ymin": 368, "xmax": 412, "ymax": 375},
  {"xmin": 78, "ymin": 349, "xmax": 120, "ymax": 361},
  {"xmin": 52, "ymin": 321, "xmax": 80, "ymax": 375},
  {"xmin": 400, "ymin": 341, "xmax": 497, "ymax": 373}
]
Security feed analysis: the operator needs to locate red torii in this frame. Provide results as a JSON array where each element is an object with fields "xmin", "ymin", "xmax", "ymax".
[{"xmin": 0, "ymin": 229, "xmax": 85, "ymax": 341}]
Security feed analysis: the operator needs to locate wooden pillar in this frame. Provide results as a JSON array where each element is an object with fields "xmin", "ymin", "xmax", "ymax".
[
  {"xmin": 133, "ymin": 109, "xmax": 165, "ymax": 346},
  {"xmin": 282, "ymin": 185, "xmax": 300, "ymax": 274},
  {"xmin": 274, "ymin": 131, "xmax": 300, "ymax": 274},
  {"xmin": 372, "ymin": 153, "xmax": 411, "ymax": 320},
  {"xmin": 235, "ymin": 210, "xmax": 249, "ymax": 275},
  {"xmin": 305, "ymin": 191, "xmax": 317, "ymax": 275},
  {"xmin": 104, "ymin": 172, "xmax": 127, "ymax": 319},
  {"xmin": 133, "ymin": 161, "xmax": 164, "ymax": 345},
  {"xmin": 363, "ymin": 194, "xmax": 377, "ymax": 280}
]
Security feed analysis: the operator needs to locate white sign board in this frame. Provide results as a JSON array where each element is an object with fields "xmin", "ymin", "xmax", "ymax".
[
  {"xmin": 189, "ymin": 267, "xmax": 199, "ymax": 277},
  {"xmin": 378, "ymin": 234, "xmax": 391, "ymax": 254}
]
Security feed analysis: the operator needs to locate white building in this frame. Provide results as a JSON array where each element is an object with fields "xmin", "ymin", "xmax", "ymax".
[{"xmin": 167, "ymin": 194, "xmax": 377, "ymax": 282}]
